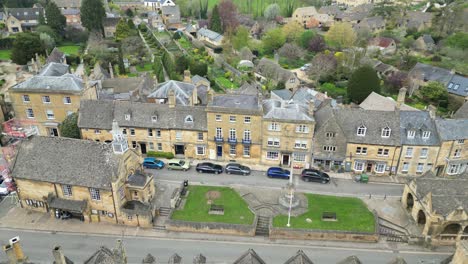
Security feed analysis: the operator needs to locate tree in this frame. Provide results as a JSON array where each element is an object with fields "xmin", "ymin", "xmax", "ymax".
[
  {"xmin": 308, "ymin": 53, "xmax": 337, "ymax": 82},
  {"xmin": 125, "ymin": 8, "xmax": 134, "ymax": 17},
  {"xmin": 81, "ymin": 0, "xmax": 106, "ymax": 34},
  {"xmin": 189, "ymin": 60, "xmax": 208, "ymax": 76},
  {"xmin": 325, "ymin": 22, "xmax": 357, "ymax": 49},
  {"xmin": 299, "ymin": 30, "xmax": 315, "ymax": 49},
  {"xmin": 209, "ymin": 5, "xmax": 223, "ymax": 33},
  {"xmin": 40, "ymin": 33, "xmax": 55, "ymax": 52},
  {"xmin": 127, "ymin": 18, "xmax": 136, "ymax": 30},
  {"xmin": 308, "ymin": 35, "xmax": 326, "ymax": 52},
  {"xmin": 175, "ymin": 54, "xmax": 190, "ymax": 74},
  {"xmin": 445, "ymin": 32, "xmax": 468, "ymax": 50},
  {"xmin": 278, "ymin": 43, "xmax": 305, "ymax": 60},
  {"xmin": 36, "ymin": 25, "xmax": 60, "ymax": 42},
  {"xmin": 11, "ymin": 33, "xmax": 45, "ymax": 65},
  {"xmin": 262, "ymin": 28, "xmax": 285, "ymax": 54},
  {"xmin": 115, "ymin": 19, "xmax": 131, "ymax": 41},
  {"xmin": 153, "ymin": 57, "xmax": 165, "ymax": 82},
  {"xmin": 232, "ymin": 26, "xmax": 249, "ymax": 50},
  {"xmin": 264, "ymin": 4, "xmax": 280, "ymax": 21},
  {"xmin": 58, "ymin": 113, "xmax": 80, "ymax": 139},
  {"xmin": 282, "ymin": 21, "xmax": 304, "ymax": 43},
  {"xmin": 419, "ymin": 82, "xmax": 448, "ymax": 105},
  {"xmin": 384, "ymin": 71, "xmax": 408, "ymax": 93},
  {"xmin": 218, "ymin": 0, "xmax": 239, "ymax": 32},
  {"xmin": 45, "ymin": 1, "xmax": 66, "ymax": 34},
  {"xmin": 347, "ymin": 65, "xmax": 381, "ymax": 104}
]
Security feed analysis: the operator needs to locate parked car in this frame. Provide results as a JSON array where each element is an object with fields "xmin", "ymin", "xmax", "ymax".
[
  {"xmin": 0, "ymin": 182, "xmax": 8, "ymax": 196},
  {"xmin": 196, "ymin": 162, "xmax": 223, "ymax": 174},
  {"xmin": 225, "ymin": 163, "xmax": 251, "ymax": 175},
  {"xmin": 266, "ymin": 167, "xmax": 290, "ymax": 179},
  {"xmin": 167, "ymin": 159, "xmax": 190, "ymax": 171},
  {"xmin": 301, "ymin": 169, "xmax": 330, "ymax": 184},
  {"xmin": 142, "ymin": 157, "xmax": 165, "ymax": 169}
]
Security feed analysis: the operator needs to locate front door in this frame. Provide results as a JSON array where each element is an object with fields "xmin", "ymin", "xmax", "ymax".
[
  {"xmin": 366, "ymin": 163, "xmax": 373, "ymax": 172},
  {"xmin": 49, "ymin": 128, "xmax": 59, "ymax": 137},
  {"xmin": 175, "ymin": 145, "xmax": 185, "ymax": 155},
  {"xmin": 282, "ymin": 154, "xmax": 290, "ymax": 166},
  {"xmin": 216, "ymin": 145, "xmax": 223, "ymax": 157},
  {"xmin": 140, "ymin": 143, "xmax": 147, "ymax": 154},
  {"xmin": 436, "ymin": 166, "xmax": 444, "ymax": 176}
]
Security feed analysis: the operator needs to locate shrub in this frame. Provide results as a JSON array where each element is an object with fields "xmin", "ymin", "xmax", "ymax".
[{"xmin": 146, "ymin": 151, "xmax": 175, "ymax": 159}]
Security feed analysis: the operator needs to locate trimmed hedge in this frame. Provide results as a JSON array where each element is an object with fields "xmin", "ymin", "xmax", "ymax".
[{"xmin": 147, "ymin": 151, "xmax": 174, "ymax": 159}]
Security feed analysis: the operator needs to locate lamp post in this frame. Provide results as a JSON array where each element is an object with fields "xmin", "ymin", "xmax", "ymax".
[{"xmin": 286, "ymin": 159, "xmax": 294, "ymax": 227}]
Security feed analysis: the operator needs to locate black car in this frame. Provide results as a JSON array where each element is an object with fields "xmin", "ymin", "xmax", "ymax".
[
  {"xmin": 225, "ymin": 163, "xmax": 251, "ymax": 175},
  {"xmin": 196, "ymin": 162, "xmax": 223, "ymax": 174},
  {"xmin": 301, "ymin": 169, "xmax": 330, "ymax": 184}
]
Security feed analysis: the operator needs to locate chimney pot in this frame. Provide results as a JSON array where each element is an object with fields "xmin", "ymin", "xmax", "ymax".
[
  {"xmin": 3, "ymin": 244, "xmax": 17, "ymax": 264},
  {"xmin": 52, "ymin": 245, "xmax": 67, "ymax": 264}
]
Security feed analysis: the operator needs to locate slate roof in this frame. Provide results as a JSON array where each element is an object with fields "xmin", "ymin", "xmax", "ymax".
[
  {"xmin": 453, "ymin": 101, "xmax": 468, "ymax": 119},
  {"xmin": 38, "ymin": 62, "xmax": 69, "ymax": 76},
  {"xmin": 79, "ymin": 100, "xmax": 208, "ymax": 131},
  {"xmin": 421, "ymin": 34, "xmax": 434, "ymax": 45},
  {"xmin": 127, "ymin": 171, "xmax": 149, "ymax": 187},
  {"xmin": 337, "ymin": 255, "xmax": 363, "ymax": 264},
  {"xmin": 121, "ymin": 200, "xmax": 152, "ymax": 215},
  {"xmin": 271, "ymin": 89, "xmax": 292, "ymax": 100},
  {"xmin": 11, "ymin": 136, "xmax": 121, "ymax": 190},
  {"xmin": 334, "ymin": 108, "xmax": 401, "ymax": 146},
  {"xmin": 209, "ymin": 94, "xmax": 260, "ymax": 111},
  {"xmin": 12, "ymin": 74, "xmax": 83, "ymax": 93},
  {"xmin": 283, "ymin": 250, "xmax": 314, "ymax": 264},
  {"xmin": 399, "ymin": 111, "xmax": 440, "ymax": 146},
  {"xmin": 148, "ymin": 80, "xmax": 196, "ymax": 105},
  {"xmin": 47, "ymin": 195, "xmax": 87, "ymax": 212},
  {"xmin": 412, "ymin": 171, "xmax": 468, "ymax": 216},
  {"xmin": 233, "ymin": 249, "xmax": 266, "ymax": 264},
  {"xmin": 446, "ymin": 74, "xmax": 468, "ymax": 97},
  {"xmin": 197, "ymin": 27, "xmax": 223, "ymax": 43},
  {"xmin": 61, "ymin": 8, "xmax": 80, "ymax": 15},
  {"xmin": 368, "ymin": 37, "xmax": 394, "ymax": 48},
  {"xmin": 355, "ymin": 16, "xmax": 385, "ymax": 31},
  {"xmin": 233, "ymin": 82, "xmax": 259, "ymax": 95},
  {"xmin": 387, "ymin": 257, "xmax": 407, "ymax": 264},
  {"xmin": 191, "ymin": 75, "xmax": 209, "ymax": 85},
  {"xmin": 103, "ymin": 17, "xmax": 120, "ymax": 27},
  {"xmin": 409, "ymin": 63, "xmax": 453, "ymax": 85},
  {"xmin": 84, "ymin": 246, "xmax": 125, "ymax": 264},
  {"xmin": 435, "ymin": 118, "xmax": 468, "ymax": 140},
  {"xmin": 263, "ymin": 99, "xmax": 314, "ymax": 122},
  {"xmin": 291, "ymin": 87, "xmax": 333, "ymax": 108},
  {"xmin": 46, "ymin": 48, "xmax": 66, "ymax": 64},
  {"xmin": 255, "ymin": 58, "xmax": 296, "ymax": 83},
  {"xmin": 359, "ymin": 92, "xmax": 418, "ymax": 111},
  {"xmin": 6, "ymin": 8, "xmax": 43, "ymax": 20},
  {"xmin": 100, "ymin": 77, "xmax": 150, "ymax": 100},
  {"xmin": 318, "ymin": 5, "xmax": 342, "ymax": 16},
  {"xmin": 161, "ymin": 5, "xmax": 180, "ymax": 16},
  {"xmin": 52, "ymin": 0, "xmax": 82, "ymax": 8}
]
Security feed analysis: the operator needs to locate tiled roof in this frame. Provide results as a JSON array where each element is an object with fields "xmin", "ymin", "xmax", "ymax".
[
  {"xmin": 435, "ymin": 118, "xmax": 468, "ymax": 140},
  {"xmin": 409, "ymin": 62, "xmax": 453, "ymax": 85},
  {"xmin": 453, "ymin": 101, "xmax": 468, "ymax": 119},
  {"xmin": 337, "ymin": 255, "xmax": 363, "ymax": 264},
  {"xmin": 38, "ymin": 62, "xmax": 69, "ymax": 76},
  {"xmin": 197, "ymin": 27, "xmax": 223, "ymax": 42},
  {"xmin": 61, "ymin": 8, "xmax": 80, "ymax": 15},
  {"xmin": 12, "ymin": 74, "xmax": 83, "ymax": 93},
  {"xmin": 46, "ymin": 47, "xmax": 65, "ymax": 64},
  {"xmin": 283, "ymin": 250, "xmax": 314, "ymax": 264},
  {"xmin": 368, "ymin": 37, "xmax": 394, "ymax": 48},
  {"xmin": 446, "ymin": 74, "xmax": 468, "ymax": 97},
  {"xmin": 359, "ymin": 92, "xmax": 418, "ymax": 111},
  {"xmin": 6, "ymin": 8, "xmax": 43, "ymax": 20},
  {"xmin": 263, "ymin": 99, "xmax": 314, "ymax": 122},
  {"xmin": 209, "ymin": 94, "xmax": 260, "ymax": 111},
  {"xmin": 52, "ymin": 0, "xmax": 81, "ymax": 8},
  {"xmin": 233, "ymin": 249, "xmax": 266, "ymax": 264},
  {"xmin": 148, "ymin": 80, "xmax": 195, "ymax": 106},
  {"xmin": 399, "ymin": 111, "xmax": 440, "ymax": 146},
  {"xmin": 255, "ymin": 58, "xmax": 296, "ymax": 84},
  {"xmin": 271, "ymin": 89, "xmax": 292, "ymax": 100}
]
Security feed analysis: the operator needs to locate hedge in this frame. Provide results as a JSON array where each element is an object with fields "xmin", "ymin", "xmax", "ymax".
[{"xmin": 146, "ymin": 151, "xmax": 174, "ymax": 159}]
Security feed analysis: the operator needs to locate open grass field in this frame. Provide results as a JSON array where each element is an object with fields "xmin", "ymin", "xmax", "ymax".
[
  {"xmin": 171, "ymin": 186, "xmax": 255, "ymax": 225},
  {"xmin": 0, "ymin": 50, "xmax": 11, "ymax": 61},
  {"xmin": 207, "ymin": 0, "xmax": 306, "ymax": 16},
  {"xmin": 58, "ymin": 45, "xmax": 81, "ymax": 55},
  {"xmin": 273, "ymin": 194, "xmax": 375, "ymax": 232}
]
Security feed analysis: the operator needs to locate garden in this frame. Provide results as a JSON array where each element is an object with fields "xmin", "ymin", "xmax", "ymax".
[
  {"xmin": 171, "ymin": 185, "xmax": 255, "ymax": 225},
  {"xmin": 273, "ymin": 194, "xmax": 375, "ymax": 233}
]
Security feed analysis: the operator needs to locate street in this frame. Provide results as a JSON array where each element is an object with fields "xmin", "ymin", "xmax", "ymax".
[
  {"xmin": 0, "ymin": 229, "xmax": 450, "ymax": 263},
  {"xmin": 148, "ymin": 168, "xmax": 404, "ymax": 198}
]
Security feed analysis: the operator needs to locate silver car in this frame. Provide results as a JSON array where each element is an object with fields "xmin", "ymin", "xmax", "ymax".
[{"xmin": 225, "ymin": 163, "xmax": 251, "ymax": 175}]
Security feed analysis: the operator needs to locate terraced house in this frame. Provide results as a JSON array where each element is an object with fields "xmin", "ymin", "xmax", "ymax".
[{"xmin": 434, "ymin": 119, "xmax": 468, "ymax": 176}]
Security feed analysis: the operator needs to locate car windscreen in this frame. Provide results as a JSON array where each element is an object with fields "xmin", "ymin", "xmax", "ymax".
[{"xmin": 180, "ymin": 161, "xmax": 185, "ymax": 165}]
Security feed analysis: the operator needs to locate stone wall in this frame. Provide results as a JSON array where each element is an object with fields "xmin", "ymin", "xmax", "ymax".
[{"xmin": 269, "ymin": 211, "xmax": 380, "ymax": 242}]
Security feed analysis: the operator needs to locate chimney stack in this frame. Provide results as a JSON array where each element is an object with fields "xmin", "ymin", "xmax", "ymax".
[
  {"xmin": 183, "ymin": 70, "xmax": 192, "ymax": 83},
  {"xmin": 9, "ymin": 237, "xmax": 25, "ymax": 262},
  {"xmin": 207, "ymin": 89, "xmax": 213, "ymax": 104},
  {"xmin": 168, "ymin": 89, "xmax": 176, "ymax": 108},
  {"xmin": 192, "ymin": 86, "xmax": 198, "ymax": 106},
  {"xmin": 396, "ymin": 87, "xmax": 407, "ymax": 108},
  {"xmin": 52, "ymin": 245, "xmax": 66, "ymax": 264},
  {"xmin": 3, "ymin": 244, "xmax": 17, "ymax": 264},
  {"xmin": 308, "ymin": 99, "xmax": 315, "ymax": 116},
  {"xmin": 427, "ymin": 105, "xmax": 437, "ymax": 119}
]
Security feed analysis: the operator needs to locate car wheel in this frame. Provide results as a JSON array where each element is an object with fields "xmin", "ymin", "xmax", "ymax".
[
  {"xmin": 184, "ymin": 169, "xmax": 188, "ymax": 171},
  {"xmin": 321, "ymin": 180, "xmax": 326, "ymax": 184},
  {"xmin": 215, "ymin": 171, "xmax": 219, "ymax": 174},
  {"xmin": 243, "ymin": 173, "xmax": 247, "ymax": 176},
  {"xmin": 227, "ymin": 171, "xmax": 231, "ymax": 174}
]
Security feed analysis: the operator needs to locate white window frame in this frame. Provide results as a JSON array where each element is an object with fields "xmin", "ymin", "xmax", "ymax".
[
  {"xmin": 294, "ymin": 140, "xmax": 307, "ymax": 149},
  {"xmin": 46, "ymin": 110, "xmax": 55, "ymax": 120},
  {"xmin": 454, "ymin": 149, "xmax": 461, "ymax": 158},
  {"xmin": 405, "ymin": 147, "xmax": 413, "ymax": 157},
  {"xmin": 407, "ymin": 130, "xmax": 415, "ymax": 139},
  {"xmin": 323, "ymin": 146, "xmax": 336, "ymax": 152},
  {"xmin": 420, "ymin": 148, "xmax": 428, "ymax": 158},
  {"xmin": 196, "ymin": 146, "xmax": 206, "ymax": 155},
  {"xmin": 229, "ymin": 145, "xmax": 236, "ymax": 156},
  {"xmin": 268, "ymin": 122, "xmax": 280, "ymax": 131},
  {"xmin": 229, "ymin": 128, "xmax": 236, "ymax": 139},
  {"xmin": 457, "ymin": 139, "xmax": 465, "ymax": 144},
  {"xmin": 185, "ymin": 115, "xmax": 193, "ymax": 123},
  {"xmin": 156, "ymin": 130, "xmax": 161, "ymax": 138},
  {"xmin": 62, "ymin": 185, "xmax": 72, "ymax": 196},
  {"xmin": 229, "ymin": 115, "xmax": 236, "ymax": 122},
  {"xmin": 89, "ymin": 188, "xmax": 101, "ymax": 201},
  {"xmin": 244, "ymin": 116, "xmax": 251, "ymax": 123},
  {"xmin": 447, "ymin": 164, "xmax": 460, "ymax": 175},
  {"xmin": 354, "ymin": 161, "xmax": 364, "ymax": 171},
  {"xmin": 357, "ymin": 125, "xmax": 366, "ymax": 136},
  {"xmin": 151, "ymin": 116, "xmax": 158, "ymax": 122},
  {"xmin": 244, "ymin": 130, "xmax": 251, "ymax": 140},
  {"xmin": 374, "ymin": 163, "xmax": 386, "ymax": 173},
  {"xmin": 266, "ymin": 151, "xmax": 279, "ymax": 160},
  {"xmin": 416, "ymin": 163, "xmax": 424, "ymax": 173},
  {"xmin": 148, "ymin": 128, "xmax": 153, "ymax": 137},
  {"xmin": 22, "ymin": 94, "xmax": 30, "ymax": 103},
  {"xmin": 326, "ymin": 132, "xmax": 336, "ymax": 138},
  {"xmin": 42, "ymin": 95, "xmax": 51, "ymax": 104},
  {"xmin": 381, "ymin": 127, "xmax": 391, "ymax": 138},
  {"xmin": 125, "ymin": 114, "xmax": 131, "ymax": 121},
  {"xmin": 63, "ymin": 96, "xmax": 72, "ymax": 104},
  {"xmin": 176, "ymin": 131, "xmax": 182, "ymax": 140},
  {"xmin": 94, "ymin": 129, "xmax": 101, "ymax": 134},
  {"xmin": 267, "ymin": 138, "xmax": 280, "ymax": 147},
  {"xmin": 149, "ymin": 142, "xmax": 154, "ymax": 150},
  {"xmin": 422, "ymin": 131, "xmax": 430, "ymax": 139},
  {"xmin": 197, "ymin": 132, "xmax": 204, "ymax": 141},
  {"xmin": 216, "ymin": 127, "xmax": 222, "ymax": 138},
  {"xmin": 296, "ymin": 125, "xmax": 309, "ymax": 133},
  {"xmin": 402, "ymin": 162, "xmax": 409, "ymax": 172},
  {"xmin": 130, "ymin": 128, "xmax": 135, "ymax": 136},
  {"xmin": 26, "ymin": 108, "xmax": 34, "ymax": 118},
  {"xmin": 293, "ymin": 153, "xmax": 306, "ymax": 162},
  {"xmin": 243, "ymin": 145, "xmax": 250, "ymax": 157},
  {"xmin": 215, "ymin": 114, "xmax": 222, "ymax": 121},
  {"xmin": 157, "ymin": 143, "xmax": 162, "ymax": 151},
  {"xmin": 356, "ymin": 147, "xmax": 367, "ymax": 155}
]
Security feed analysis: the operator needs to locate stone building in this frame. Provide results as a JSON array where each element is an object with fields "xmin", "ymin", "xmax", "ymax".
[
  {"xmin": 434, "ymin": 118, "xmax": 468, "ymax": 176},
  {"xmin": 402, "ymin": 171, "xmax": 468, "ymax": 245},
  {"xmin": 5, "ymin": 8, "xmax": 43, "ymax": 33},
  {"xmin": 206, "ymin": 94, "xmax": 263, "ymax": 164},
  {"xmin": 10, "ymin": 132, "xmax": 156, "ymax": 227},
  {"xmin": 255, "ymin": 58, "xmax": 300, "ymax": 92},
  {"xmin": 261, "ymin": 99, "xmax": 315, "ymax": 171}
]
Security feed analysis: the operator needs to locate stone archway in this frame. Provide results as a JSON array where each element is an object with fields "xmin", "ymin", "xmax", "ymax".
[
  {"xmin": 463, "ymin": 226, "xmax": 468, "ymax": 234},
  {"xmin": 441, "ymin": 223, "xmax": 462, "ymax": 234},
  {"xmin": 406, "ymin": 193, "xmax": 414, "ymax": 210},
  {"xmin": 417, "ymin": 210, "xmax": 426, "ymax": 225}
]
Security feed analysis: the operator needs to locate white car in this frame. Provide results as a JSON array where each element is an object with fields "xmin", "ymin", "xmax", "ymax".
[
  {"xmin": 300, "ymin": 66, "xmax": 307, "ymax": 71},
  {"xmin": 0, "ymin": 182, "xmax": 9, "ymax": 195}
]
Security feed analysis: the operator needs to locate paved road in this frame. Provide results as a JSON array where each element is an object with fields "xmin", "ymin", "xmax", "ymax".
[
  {"xmin": 148, "ymin": 168, "xmax": 404, "ymax": 198},
  {"xmin": 0, "ymin": 229, "xmax": 450, "ymax": 263}
]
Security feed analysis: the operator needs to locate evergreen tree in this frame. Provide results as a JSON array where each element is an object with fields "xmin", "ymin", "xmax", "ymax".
[
  {"xmin": 58, "ymin": 113, "xmax": 81, "ymax": 139},
  {"xmin": 347, "ymin": 65, "xmax": 381, "ymax": 104},
  {"xmin": 209, "ymin": 5, "xmax": 223, "ymax": 33},
  {"xmin": 115, "ymin": 19, "xmax": 131, "ymax": 41},
  {"xmin": 11, "ymin": 33, "xmax": 45, "ymax": 65},
  {"xmin": 45, "ymin": 1, "xmax": 66, "ymax": 34},
  {"xmin": 80, "ymin": 0, "xmax": 106, "ymax": 34}
]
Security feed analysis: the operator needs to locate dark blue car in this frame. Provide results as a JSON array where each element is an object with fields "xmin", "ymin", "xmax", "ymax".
[
  {"xmin": 143, "ymin": 157, "xmax": 165, "ymax": 169},
  {"xmin": 266, "ymin": 167, "xmax": 290, "ymax": 179}
]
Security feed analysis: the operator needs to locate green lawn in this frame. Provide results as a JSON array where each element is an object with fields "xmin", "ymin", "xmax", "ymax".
[
  {"xmin": 208, "ymin": 0, "xmax": 299, "ymax": 16},
  {"xmin": 178, "ymin": 37, "xmax": 192, "ymax": 50},
  {"xmin": 216, "ymin": 76, "xmax": 237, "ymax": 89},
  {"xmin": 0, "ymin": 50, "xmax": 11, "ymax": 60},
  {"xmin": 136, "ymin": 63, "xmax": 153, "ymax": 72},
  {"xmin": 171, "ymin": 186, "xmax": 255, "ymax": 225},
  {"xmin": 273, "ymin": 194, "xmax": 375, "ymax": 233},
  {"xmin": 58, "ymin": 45, "xmax": 80, "ymax": 55}
]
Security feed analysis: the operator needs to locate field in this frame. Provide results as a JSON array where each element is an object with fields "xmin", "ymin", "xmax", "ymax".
[
  {"xmin": 58, "ymin": 45, "xmax": 81, "ymax": 55},
  {"xmin": 171, "ymin": 186, "xmax": 255, "ymax": 225},
  {"xmin": 207, "ymin": 0, "xmax": 305, "ymax": 16},
  {"xmin": 273, "ymin": 194, "xmax": 375, "ymax": 232},
  {"xmin": 0, "ymin": 50, "xmax": 11, "ymax": 61}
]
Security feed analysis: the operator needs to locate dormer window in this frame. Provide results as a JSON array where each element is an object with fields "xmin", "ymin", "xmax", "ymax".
[
  {"xmin": 381, "ymin": 127, "xmax": 391, "ymax": 138},
  {"xmin": 407, "ymin": 130, "xmax": 415, "ymax": 139},
  {"xmin": 125, "ymin": 114, "xmax": 131, "ymax": 121},
  {"xmin": 151, "ymin": 116, "xmax": 157, "ymax": 122},
  {"xmin": 422, "ymin": 131, "xmax": 430, "ymax": 139},
  {"xmin": 185, "ymin": 115, "xmax": 193, "ymax": 123},
  {"xmin": 357, "ymin": 125, "xmax": 366, "ymax": 136}
]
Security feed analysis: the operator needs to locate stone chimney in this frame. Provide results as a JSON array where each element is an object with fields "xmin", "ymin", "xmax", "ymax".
[
  {"xmin": 308, "ymin": 99, "xmax": 315, "ymax": 116},
  {"xmin": 168, "ymin": 89, "xmax": 176, "ymax": 108},
  {"xmin": 207, "ymin": 89, "xmax": 214, "ymax": 104},
  {"xmin": 109, "ymin": 62, "xmax": 114, "ymax": 79},
  {"xmin": 427, "ymin": 105, "xmax": 437, "ymax": 119},
  {"xmin": 183, "ymin": 70, "xmax": 192, "ymax": 83},
  {"xmin": 9, "ymin": 237, "xmax": 25, "ymax": 262},
  {"xmin": 192, "ymin": 86, "xmax": 198, "ymax": 106},
  {"xmin": 52, "ymin": 245, "xmax": 66, "ymax": 264},
  {"xmin": 3, "ymin": 244, "xmax": 17, "ymax": 264},
  {"xmin": 396, "ymin": 87, "xmax": 407, "ymax": 108}
]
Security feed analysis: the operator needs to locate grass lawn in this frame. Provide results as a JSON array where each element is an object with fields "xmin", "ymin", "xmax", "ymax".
[
  {"xmin": 136, "ymin": 63, "xmax": 153, "ymax": 72},
  {"xmin": 178, "ymin": 37, "xmax": 192, "ymax": 50},
  {"xmin": 171, "ymin": 186, "xmax": 255, "ymax": 225},
  {"xmin": 208, "ymin": 0, "xmax": 302, "ymax": 16},
  {"xmin": 216, "ymin": 76, "xmax": 237, "ymax": 89},
  {"xmin": 273, "ymin": 194, "xmax": 375, "ymax": 233},
  {"xmin": 58, "ymin": 45, "xmax": 80, "ymax": 55},
  {"xmin": 0, "ymin": 50, "xmax": 11, "ymax": 60}
]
